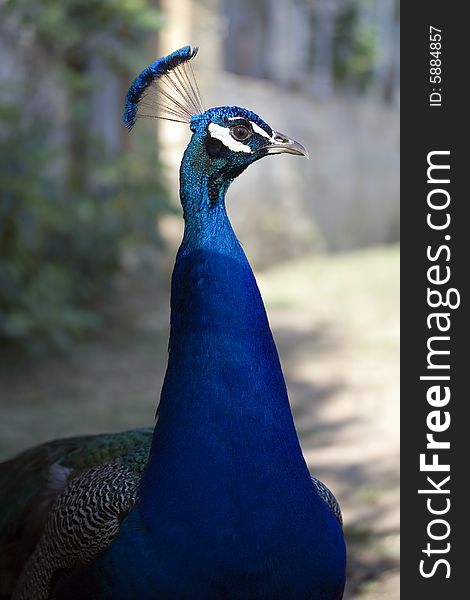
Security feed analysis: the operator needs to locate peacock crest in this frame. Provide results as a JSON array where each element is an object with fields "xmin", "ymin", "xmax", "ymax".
[{"xmin": 123, "ymin": 45, "xmax": 204, "ymax": 129}]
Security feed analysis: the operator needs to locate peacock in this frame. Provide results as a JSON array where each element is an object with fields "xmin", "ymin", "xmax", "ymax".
[{"xmin": 0, "ymin": 46, "xmax": 346, "ymax": 600}]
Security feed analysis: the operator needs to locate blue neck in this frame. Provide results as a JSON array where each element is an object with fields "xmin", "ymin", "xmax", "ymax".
[
  {"xmin": 139, "ymin": 148, "xmax": 312, "ymax": 514},
  {"xmin": 178, "ymin": 141, "xmax": 244, "ymax": 257}
]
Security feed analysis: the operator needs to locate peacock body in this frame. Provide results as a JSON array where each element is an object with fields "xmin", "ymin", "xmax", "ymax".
[{"xmin": 0, "ymin": 47, "xmax": 346, "ymax": 599}]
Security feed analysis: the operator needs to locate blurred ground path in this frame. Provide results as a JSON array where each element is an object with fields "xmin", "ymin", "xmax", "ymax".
[{"xmin": 0, "ymin": 244, "xmax": 399, "ymax": 598}]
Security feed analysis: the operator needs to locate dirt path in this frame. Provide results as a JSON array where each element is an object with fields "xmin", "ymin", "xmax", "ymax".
[{"xmin": 0, "ymin": 245, "xmax": 399, "ymax": 598}]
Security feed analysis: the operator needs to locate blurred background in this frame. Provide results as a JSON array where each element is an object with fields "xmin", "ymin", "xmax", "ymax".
[{"xmin": 0, "ymin": 0, "xmax": 399, "ymax": 597}]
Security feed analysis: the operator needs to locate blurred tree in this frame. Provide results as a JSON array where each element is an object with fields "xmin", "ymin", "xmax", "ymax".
[
  {"xmin": 310, "ymin": 0, "xmax": 340, "ymax": 98},
  {"xmin": 372, "ymin": 0, "xmax": 399, "ymax": 102},
  {"xmin": 0, "ymin": 0, "xmax": 171, "ymax": 353},
  {"xmin": 333, "ymin": 0, "xmax": 376, "ymax": 92}
]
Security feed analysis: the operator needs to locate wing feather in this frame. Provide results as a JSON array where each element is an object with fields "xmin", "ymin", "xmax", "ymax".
[{"xmin": 0, "ymin": 428, "xmax": 153, "ymax": 598}]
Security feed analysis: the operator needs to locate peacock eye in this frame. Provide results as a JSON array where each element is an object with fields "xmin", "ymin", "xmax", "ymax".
[{"xmin": 230, "ymin": 125, "xmax": 251, "ymax": 142}]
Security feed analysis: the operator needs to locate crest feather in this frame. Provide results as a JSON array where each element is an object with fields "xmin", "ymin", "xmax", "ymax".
[{"xmin": 123, "ymin": 46, "xmax": 204, "ymax": 130}]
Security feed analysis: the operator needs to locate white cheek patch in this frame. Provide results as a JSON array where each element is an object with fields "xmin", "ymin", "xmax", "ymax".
[{"xmin": 208, "ymin": 123, "xmax": 252, "ymax": 153}]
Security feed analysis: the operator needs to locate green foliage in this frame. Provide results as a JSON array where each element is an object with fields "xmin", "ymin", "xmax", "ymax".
[
  {"xmin": 5, "ymin": 0, "xmax": 164, "ymax": 57},
  {"xmin": 0, "ymin": 0, "xmax": 171, "ymax": 353},
  {"xmin": 0, "ymin": 103, "xmax": 169, "ymax": 354}
]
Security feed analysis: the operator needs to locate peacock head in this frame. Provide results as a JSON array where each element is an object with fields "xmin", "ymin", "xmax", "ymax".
[
  {"xmin": 124, "ymin": 46, "xmax": 307, "ymax": 191},
  {"xmin": 189, "ymin": 105, "xmax": 306, "ymax": 176}
]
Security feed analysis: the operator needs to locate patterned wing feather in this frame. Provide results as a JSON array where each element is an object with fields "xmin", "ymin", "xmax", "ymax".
[
  {"xmin": 0, "ymin": 428, "xmax": 153, "ymax": 599},
  {"xmin": 13, "ymin": 460, "xmax": 142, "ymax": 600},
  {"xmin": 311, "ymin": 477, "xmax": 343, "ymax": 527}
]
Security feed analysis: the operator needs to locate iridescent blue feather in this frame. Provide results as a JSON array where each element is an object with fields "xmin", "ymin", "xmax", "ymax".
[{"xmin": 123, "ymin": 46, "xmax": 203, "ymax": 129}]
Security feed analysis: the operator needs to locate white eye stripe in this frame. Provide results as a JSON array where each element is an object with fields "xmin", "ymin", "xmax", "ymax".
[
  {"xmin": 208, "ymin": 123, "xmax": 252, "ymax": 154},
  {"xmin": 227, "ymin": 116, "xmax": 272, "ymax": 140},
  {"xmin": 250, "ymin": 121, "xmax": 272, "ymax": 140}
]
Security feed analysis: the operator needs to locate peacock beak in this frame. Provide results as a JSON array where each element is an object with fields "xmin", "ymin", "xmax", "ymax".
[{"xmin": 266, "ymin": 131, "xmax": 309, "ymax": 158}]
